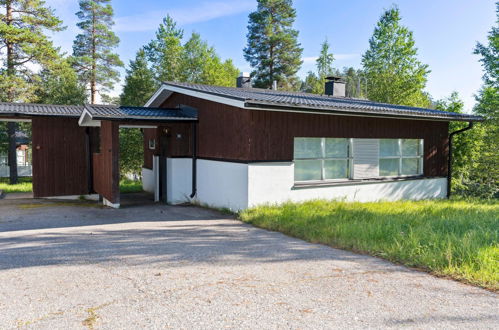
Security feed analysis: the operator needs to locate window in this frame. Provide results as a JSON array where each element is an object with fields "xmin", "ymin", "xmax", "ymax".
[
  {"xmin": 148, "ymin": 139, "xmax": 156, "ymax": 150},
  {"xmin": 293, "ymin": 137, "xmax": 424, "ymax": 183},
  {"xmin": 0, "ymin": 155, "xmax": 7, "ymax": 166},
  {"xmin": 379, "ymin": 139, "xmax": 423, "ymax": 177},
  {"xmin": 294, "ymin": 138, "xmax": 351, "ymax": 182}
]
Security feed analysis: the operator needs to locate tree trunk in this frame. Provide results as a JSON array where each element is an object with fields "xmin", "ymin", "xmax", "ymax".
[
  {"xmin": 90, "ymin": 6, "xmax": 97, "ymax": 104},
  {"xmin": 6, "ymin": 0, "xmax": 18, "ymax": 184}
]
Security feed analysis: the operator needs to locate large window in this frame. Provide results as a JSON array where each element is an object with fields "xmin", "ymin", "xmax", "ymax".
[
  {"xmin": 294, "ymin": 138, "xmax": 351, "ymax": 182},
  {"xmin": 293, "ymin": 137, "xmax": 424, "ymax": 182},
  {"xmin": 379, "ymin": 139, "xmax": 423, "ymax": 177}
]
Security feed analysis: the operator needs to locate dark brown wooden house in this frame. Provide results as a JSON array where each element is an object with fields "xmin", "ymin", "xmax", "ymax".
[{"xmin": 0, "ymin": 76, "xmax": 482, "ymax": 209}]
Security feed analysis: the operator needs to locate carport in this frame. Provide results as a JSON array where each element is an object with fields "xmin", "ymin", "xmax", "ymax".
[{"xmin": 0, "ymin": 103, "xmax": 198, "ymax": 208}]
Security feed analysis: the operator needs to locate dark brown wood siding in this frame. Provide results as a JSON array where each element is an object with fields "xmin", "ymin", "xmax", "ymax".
[
  {"xmin": 159, "ymin": 93, "xmax": 449, "ymax": 177},
  {"xmin": 93, "ymin": 121, "xmax": 120, "ymax": 204},
  {"xmin": 248, "ymin": 110, "xmax": 449, "ymax": 176},
  {"xmin": 32, "ymin": 117, "xmax": 90, "ymax": 197},
  {"xmin": 143, "ymin": 128, "xmax": 157, "ymax": 169},
  {"xmin": 160, "ymin": 93, "xmax": 251, "ymax": 161},
  {"xmin": 142, "ymin": 123, "xmax": 192, "ymax": 169}
]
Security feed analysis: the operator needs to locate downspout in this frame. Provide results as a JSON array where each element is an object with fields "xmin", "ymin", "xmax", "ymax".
[
  {"xmin": 447, "ymin": 121, "xmax": 474, "ymax": 198},
  {"xmin": 85, "ymin": 127, "xmax": 93, "ymax": 194},
  {"xmin": 190, "ymin": 122, "xmax": 197, "ymax": 198}
]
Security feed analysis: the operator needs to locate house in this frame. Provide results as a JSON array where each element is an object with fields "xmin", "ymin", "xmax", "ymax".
[
  {"xmin": 0, "ymin": 75, "xmax": 482, "ymax": 209},
  {"xmin": 0, "ymin": 131, "xmax": 32, "ymax": 178}
]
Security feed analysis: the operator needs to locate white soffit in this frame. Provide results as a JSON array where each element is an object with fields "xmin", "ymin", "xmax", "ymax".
[
  {"xmin": 0, "ymin": 118, "xmax": 31, "ymax": 122},
  {"xmin": 78, "ymin": 108, "xmax": 101, "ymax": 127},
  {"xmin": 146, "ymin": 84, "xmax": 246, "ymax": 109}
]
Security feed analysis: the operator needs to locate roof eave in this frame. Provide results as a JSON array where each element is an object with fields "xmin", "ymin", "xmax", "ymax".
[{"xmin": 244, "ymin": 101, "xmax": 484, "ymax": 122}]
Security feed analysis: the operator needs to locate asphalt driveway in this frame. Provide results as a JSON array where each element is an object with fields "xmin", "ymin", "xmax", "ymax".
[{"xmin": 0, "ymin": 196, "xmax": 497, "ymax": 329}]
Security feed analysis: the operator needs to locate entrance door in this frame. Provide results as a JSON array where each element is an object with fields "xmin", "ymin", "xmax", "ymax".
[{"xmin": 159, "ymin": 134, "xmax": 168, "ymax": 203}]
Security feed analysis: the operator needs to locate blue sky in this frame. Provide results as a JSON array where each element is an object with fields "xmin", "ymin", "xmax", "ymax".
[{"xmin": 45, "ymin": 0, "xmax": 496, "ymax": 111}]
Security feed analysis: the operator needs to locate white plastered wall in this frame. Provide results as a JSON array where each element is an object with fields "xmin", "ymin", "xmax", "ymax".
[
  {"xmin": 142, "ymin": 167, "xmax": 154, "ymax": 193},
  {"xmin": 247, "ymin": 162, "xmax": 447, "ymax": 207},
  {"xmin": 164, "ymin": 158, "xmax": 248, "ymax": 210},
  {"xmin": 194, "ymin": 159, "xmax": 249, "ymax": 211},
  {"xmin": 166, "ymin": 158, "xmax": 193, "ymax": 204},
  {"xmin": 165, "ymin": 159, "xmax": 447, "ymax": 211}
]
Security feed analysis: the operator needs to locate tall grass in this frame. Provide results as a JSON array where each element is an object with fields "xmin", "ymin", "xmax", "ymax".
[
  {"xmin": 240, "ymin": 199, "xmax": 499, "ymax": 291},
  {"xmin": 0, "ymin": 178, "xmax": 143, "ymax": 194}
]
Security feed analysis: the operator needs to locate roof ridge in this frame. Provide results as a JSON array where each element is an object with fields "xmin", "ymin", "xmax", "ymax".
[{"xmin": 161, "ymin": 81, "xmax": 483, "ymax": 121}]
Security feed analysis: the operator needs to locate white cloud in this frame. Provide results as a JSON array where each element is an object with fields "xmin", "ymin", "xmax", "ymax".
[
  {"xmin": 115, "ymin": 0, "xmax": 254, "ymax": 32},
  {"xmin": 302, "ymin": 56, "xmax": 318, "ymax": 63}
]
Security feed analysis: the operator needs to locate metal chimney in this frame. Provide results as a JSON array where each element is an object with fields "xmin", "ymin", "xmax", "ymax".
[
  {"xmin": 325, "ymin": 76, "xmax": 346, "ymax": 97},
  {"xmin": 236, "ymin": 72, "xmax": 251, "ymax": 88}
]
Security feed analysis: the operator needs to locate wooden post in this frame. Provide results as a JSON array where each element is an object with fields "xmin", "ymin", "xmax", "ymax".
[{"xmin": 93, "ymin": 121, "xmax": 120, "ymax": 207}]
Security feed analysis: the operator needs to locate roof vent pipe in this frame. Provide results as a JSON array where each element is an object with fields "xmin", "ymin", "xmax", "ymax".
[
  {"xmin": 272, "ymin": 80, "xmax": 277, "ymax": 90},
  {"xmin": 236, "ymin": 72, "xmax": 251, "ymax": 88},
  {"xmin": 325, "ymin": 76, "xmax": 346, "ymax": 97}
]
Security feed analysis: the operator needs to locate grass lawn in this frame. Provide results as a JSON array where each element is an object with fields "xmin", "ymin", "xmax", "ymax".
[
  {"xmin": 0, "ymin": 177, "xmax": 33, "ymax": 193},
  {"xmin": 240, "ymin": 199, "xmax": 499, "ymax": 291},
  {"xmin": 119, "ymin": 179, "xmax": 143, "ymax": 193},
  {"xmin": 0, "ymin": 178, "xmax": 143, "ymax": 194}
]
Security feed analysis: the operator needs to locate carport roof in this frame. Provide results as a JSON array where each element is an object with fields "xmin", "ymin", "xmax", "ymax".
[
  {"xmin": 0, "ymin": 102, "xmax": 198, "ymax": 122},
  {"xmin": 84, "ymin": 105, "xmax": 197, "ymax": 120},
  {"xmin": 0, "ymin": 102, "xmax": 84, "ymax": 118}
]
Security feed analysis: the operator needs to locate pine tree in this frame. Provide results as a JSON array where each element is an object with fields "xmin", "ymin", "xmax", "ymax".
[
  {"xmin": 244, "ymin": 0, "xmax": 303, "ymax": 90},
  {"xmin": 36, "ymin": 57, "xmax": 87, "ymax": 105},
  {"xmin": 0, "ymin": 0, "xmax": 63, "ymax": 184},
  {"xmin": 72, "ymin": 0, "xmax": 123, "ymax": 104},
  {"xmin": 145, "ymin": 15, "xmax": 184, "ymax": 82},
  {"xmin": 316, "ymin": 39, "xmax": 335, "ymax": 78},
  {"xmin": 362, "ymin": 6, "xmax": 430, "ymax": 107},
  {"xmin": 120, "ymin": 49, "xmax": 157, "ymax": 106}
]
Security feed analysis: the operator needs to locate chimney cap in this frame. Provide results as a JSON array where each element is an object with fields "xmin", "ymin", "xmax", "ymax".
[{"xmin": 325, "ymin": 76, "xmax": 345, "ymax": 82}]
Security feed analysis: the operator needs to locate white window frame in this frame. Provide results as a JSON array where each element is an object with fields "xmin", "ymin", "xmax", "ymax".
[
  {"xmin": 379, "ymin": 139, "xmax": 424, "ymax": 178},
  {"xmin": 294, "ymin": 138, "xmax": 353, "ymax": 183}
]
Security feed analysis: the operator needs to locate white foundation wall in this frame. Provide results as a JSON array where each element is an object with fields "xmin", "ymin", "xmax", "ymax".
[
  {"xmin": 142, "ymin": 167, "xmax": 155, "ymax": 193},
  {"xmin": 247, "ymin": 162, "xmax": 447, "ymax": 207},
  {"xmin": 195, "ymin": 159, "xmax": 249, "ymax": 210},
  {"xmin": 166, "ymin": 158, "xmax": 193, "ymax": 204}
]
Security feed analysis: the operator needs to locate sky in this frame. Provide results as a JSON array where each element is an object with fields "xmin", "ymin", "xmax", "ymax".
[{"xmin": 44, "ymin": 0, "xmax": 496, "ymax": 112}]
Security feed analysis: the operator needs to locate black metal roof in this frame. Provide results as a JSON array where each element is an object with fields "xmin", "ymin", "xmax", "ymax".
[
  {"xmin": 0, "ymin": 102, "xmax": 84, "ymax": 118},
  {"xmin": 162, "ymin": 81, "xmax": 483, "ymax": 122},
  {"xmin": 0, "ymin": 103, "xmax": 197, "ymax": 121},
  {"xmin": 85, "ymin": 105, "xmax": 197, "ymax": 121}
]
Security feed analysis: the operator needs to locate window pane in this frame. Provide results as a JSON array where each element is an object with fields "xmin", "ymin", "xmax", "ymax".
[
  {"xmin": 294, "ymin": 160, "xmax": 322, "ymax": 181},
  {"xmin": 325, "ymin": 138, "xmax": 348, "ymax": 158},
  {"xmin": 380, "ymin": 139, "xmax": 399, "ymax": 157},
  {"xmin": 401, "ymin": 139, "xmax": 419, "ymax": 156},
  {"xmin": 379, "ymin": 158, "xmax": 399, "ymax": 176},
  {"xmin": 294, "ymin": 138, "xmax": 322, "ymax": 159},
  {"xmin": 324, "ymin": 159, "xmax": 348, "ymax": 179},
  {"xmin": 402, "ymin": 158, "xmax": 419, "ymax": 175}
]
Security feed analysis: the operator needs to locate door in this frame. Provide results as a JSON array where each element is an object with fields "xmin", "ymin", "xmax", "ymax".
[{"xmin": 159, "ymin": 134, "xmax": 168, "ymax": 203}]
